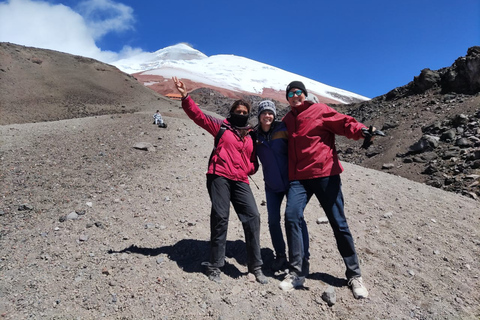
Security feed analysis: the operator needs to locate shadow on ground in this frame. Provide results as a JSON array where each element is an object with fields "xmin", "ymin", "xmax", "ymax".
[{"xmin": 108, "ymin": 239, "xmax": 278, "ymax": 280}]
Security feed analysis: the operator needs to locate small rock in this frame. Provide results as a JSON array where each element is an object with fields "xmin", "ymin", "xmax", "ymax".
[
  {"xmin": 66, "ymin": 211, "xmax": 79, "ymax": 220},
  {"xmin": 316, "ymin": 217, "xmax": 329, "ymax": 224},
  {"xmin": 321, "ymin": 286, "xmax": 336, "ymax": 306},
  {"xmin": 94, "ymin": 221, "xmax": 104, "ymax": 229},
  {"xmin": 133, "ymin": 142, "xmax": 155, "ymax": 152},
  {"xmin": 18, "ymin": 204, "xmax": 34, "ymax": 211},
  {"xmin": 383, "ymin": 211, "xmax": 393, "ymax": 219},
  {"xmin": 247, "ymin": 273, "xmax": 256, "ymax": 283},
  {"xmin": 79, "ymin": 234, "xmax": 89, "ymax": 242},
  {"xmin": 102, "ymin": 268, "xmax": 112, "ymax": 275},
  {"xmin": 382, "ymin": 163, "xmax": 395, "ymax": 170}
]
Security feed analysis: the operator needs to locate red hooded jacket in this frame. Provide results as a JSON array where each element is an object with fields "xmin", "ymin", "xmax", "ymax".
[
  {"xmin": 182, "ymin": 95, "xmax": 258, "ymax": 184},
  {"xmin": 282, "ymin": 101, "xmax": 366, "ymax": 181}
]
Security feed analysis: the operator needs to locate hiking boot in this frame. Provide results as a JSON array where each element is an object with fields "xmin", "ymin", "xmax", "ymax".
[
  {"xmin": 253, "ymin": 268, "xmax": 268, "ymax": 284},
  {"xmin": 271, "ymin": 256, "xmax": 287, "ymax": 272},
  {"xmin": 279, "ymin": 272, "xmax": 305, "ymax": 291},
  {"xmin": 348, "ymin": 276, "xmax": 368, "ymax": 299},
  {"xmin": 206, "ymin": 267, "xmax": 222, "ymax": 283}
]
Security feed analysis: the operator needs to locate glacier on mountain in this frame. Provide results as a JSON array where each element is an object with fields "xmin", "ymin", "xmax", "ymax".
[{"xmin": 111, "ymin": 43, "xmax": 369, "ymax": 103}]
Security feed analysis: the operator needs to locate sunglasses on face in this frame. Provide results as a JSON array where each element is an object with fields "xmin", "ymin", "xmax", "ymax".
[{"xmin": 287, "ymin": 90, "xmax": 303, "ymax": 98}]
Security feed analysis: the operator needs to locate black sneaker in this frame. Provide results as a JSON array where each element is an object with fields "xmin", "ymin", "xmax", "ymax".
[
  {"xmin": 206, "ymin": 267, "xmax": 221, "ymax": 283},
  {"xmin": 252, "ymin": 268, "xmax": 268, "ymax": 284},
  {"xmin": 271, "ymin": 256, "xmax": 287, "ymax": 272}
]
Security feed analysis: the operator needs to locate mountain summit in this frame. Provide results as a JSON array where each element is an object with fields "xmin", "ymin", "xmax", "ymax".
[
  {"xmin": 113, "ymin": 43, "xmax": 207, "ymax": 72},
  {"xmin": 111, "ymin": 43, "xmax": 369, "ymax": 104}
]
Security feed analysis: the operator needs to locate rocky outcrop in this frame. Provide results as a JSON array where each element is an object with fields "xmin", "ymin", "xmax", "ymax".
[
  {"xmin": 385, "ymin": 46, "xmax": 480, "ymax": 100},
  {"xmin": 404, "ymin": 110, "xmax": 480, "ymax": 199},
  {"xmin": 335, "ymin": 47, "xmax": 480, "ymax": 200}
]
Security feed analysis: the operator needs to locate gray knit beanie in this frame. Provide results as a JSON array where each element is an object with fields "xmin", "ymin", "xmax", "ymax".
[{"xmin": 257, "ymin": 100, "xmax": 277, "ymax": 119}]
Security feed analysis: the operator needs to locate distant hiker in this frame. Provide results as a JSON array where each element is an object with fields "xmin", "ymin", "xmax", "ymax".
[
  {"xmin": 281, "ymin": 80, "xmax": 373, "ymax": 298},
  {"xmin": 172, "ymin": 76, "xmax": 267, "ymax": 285},
  {"xmin": 254, "ymin": 100, "xmax": 310, "ymax": 273},
  {"xmin": 153, "ymin": 110, "xmax": 167, "ymax": 128}
]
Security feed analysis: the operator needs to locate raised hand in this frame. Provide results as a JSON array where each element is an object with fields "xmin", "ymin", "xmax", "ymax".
[{"xmin": 172, "ymin": 76, "xmax": 187, "ymax": 98}]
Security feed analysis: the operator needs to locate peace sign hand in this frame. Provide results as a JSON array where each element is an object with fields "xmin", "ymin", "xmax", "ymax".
[{"xmin": 172, "ymin": 76, "xmax": 187, "ymax": 98}]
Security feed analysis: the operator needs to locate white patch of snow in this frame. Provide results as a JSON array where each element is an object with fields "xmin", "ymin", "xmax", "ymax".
[
  {"xmin": 143, "ymin": 81, "xmax": 158, "ymax": 86},
  {"xmin": 111, "ymin": 43, "xmax": 369, "ymax": 103}
]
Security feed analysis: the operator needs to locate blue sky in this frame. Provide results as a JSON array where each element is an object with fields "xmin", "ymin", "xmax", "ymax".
[{"xmin": 0, "ymin": 0, "xmax": 479, "ymax": 98}]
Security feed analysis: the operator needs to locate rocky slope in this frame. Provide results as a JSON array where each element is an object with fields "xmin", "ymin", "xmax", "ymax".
[
  {"xmin": 0, "ymin": 42, "xmax": 167, "ymax": 125},
  {"xmin": 335, "ymin": 46, "xmax": 480, "ymax": 200},
  {"xmin": 0, "ymin": 42, "xmax": 479, "ymax": 320},
  {"xmin": 1, "ymin": 110, "xmax": 479, "ymax": 320}
]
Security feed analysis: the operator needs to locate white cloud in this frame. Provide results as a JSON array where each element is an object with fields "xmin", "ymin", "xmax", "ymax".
[
  {"xmin": 0, "ymin": 0, "xmax": 142, "ymax": 63},
  {"xmin": 75, "ymin": 0, "xmax": 135, "ymax": 40}
]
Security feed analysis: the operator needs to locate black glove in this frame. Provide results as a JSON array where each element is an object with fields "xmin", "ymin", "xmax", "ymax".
[{"xmin": 361, "ymin": 126, "xmax": 385, "ymax": 149}]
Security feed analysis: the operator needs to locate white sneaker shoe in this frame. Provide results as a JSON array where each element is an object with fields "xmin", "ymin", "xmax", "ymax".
[
  {"xmin": 279, "ymin": 273, "xmax": 305, "ymax": 291},
  {"xmin": 348, "ymin": 277, "xmax": 369, "ymax": 299}
]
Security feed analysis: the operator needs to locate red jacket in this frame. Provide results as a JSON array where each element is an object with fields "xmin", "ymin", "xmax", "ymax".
[
  {"xmin": 182, "ymin": 95, "xmax": 258, "ymax": 183},
  {"xmin": 282, "ymin": 101, "xmax": 366, "ymax": 181}
]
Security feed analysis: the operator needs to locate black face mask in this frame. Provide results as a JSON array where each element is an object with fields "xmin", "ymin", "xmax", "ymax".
[{"xmin": 228, "ymin": 113, "xmax": 249, "ymax": 128}]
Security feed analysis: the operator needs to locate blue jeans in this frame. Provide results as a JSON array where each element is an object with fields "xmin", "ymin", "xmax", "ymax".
[
  {"xmin": 284, "ymin": 175, "xmax": 361, "ymax": 279},
  {"xmin": 265, "ymin": 190, "xmax": 309, "ymax": 261}
]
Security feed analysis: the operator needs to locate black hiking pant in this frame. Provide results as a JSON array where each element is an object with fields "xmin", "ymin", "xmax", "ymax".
[{"xmin": 206, "ymin": 174, "xmax": 263, "ymax": 272}]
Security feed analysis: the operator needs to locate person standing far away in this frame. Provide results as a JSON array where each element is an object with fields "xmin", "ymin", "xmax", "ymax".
[
  {"xmin": 254, "ymin": 100, "xmax": 310, "ymax": 274},
  {"xmin": 172, "ymin": 76, "xmax": 268, "ymax": 285},
  {"xmin": 280, "ymin": 80, "xmax": 370, "ymax": 299}
]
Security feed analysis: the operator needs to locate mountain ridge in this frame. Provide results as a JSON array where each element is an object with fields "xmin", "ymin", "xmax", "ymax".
[{"xmin": 111, "ymin": 43, "xmax": 369, "ymax": 105}]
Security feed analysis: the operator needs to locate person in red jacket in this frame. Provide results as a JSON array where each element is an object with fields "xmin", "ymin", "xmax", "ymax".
[
  {"xmin": 280, "ymin": 80, "xmax": 369, "ymax": 299},
  {"xmin": 172, "ymin": 76, "xmax": 267, "ymax": 285}
]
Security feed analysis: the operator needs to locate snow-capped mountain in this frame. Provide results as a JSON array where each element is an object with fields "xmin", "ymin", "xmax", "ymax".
[{"xmin": 111, "ymin": 43, "xmax": 369, "ymax": 104}]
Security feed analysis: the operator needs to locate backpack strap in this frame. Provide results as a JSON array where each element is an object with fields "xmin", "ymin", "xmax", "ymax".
[
  {"xmin": 208, "ymin": 124, "xmax": 228, "ymax": 165},
  {"xmin": 214, "ymin": 124, "xmax": 227, "ymax": 148},
  {"xmin": 249, "ymin": 128, "xmax": 258, "ymax": 145}
]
